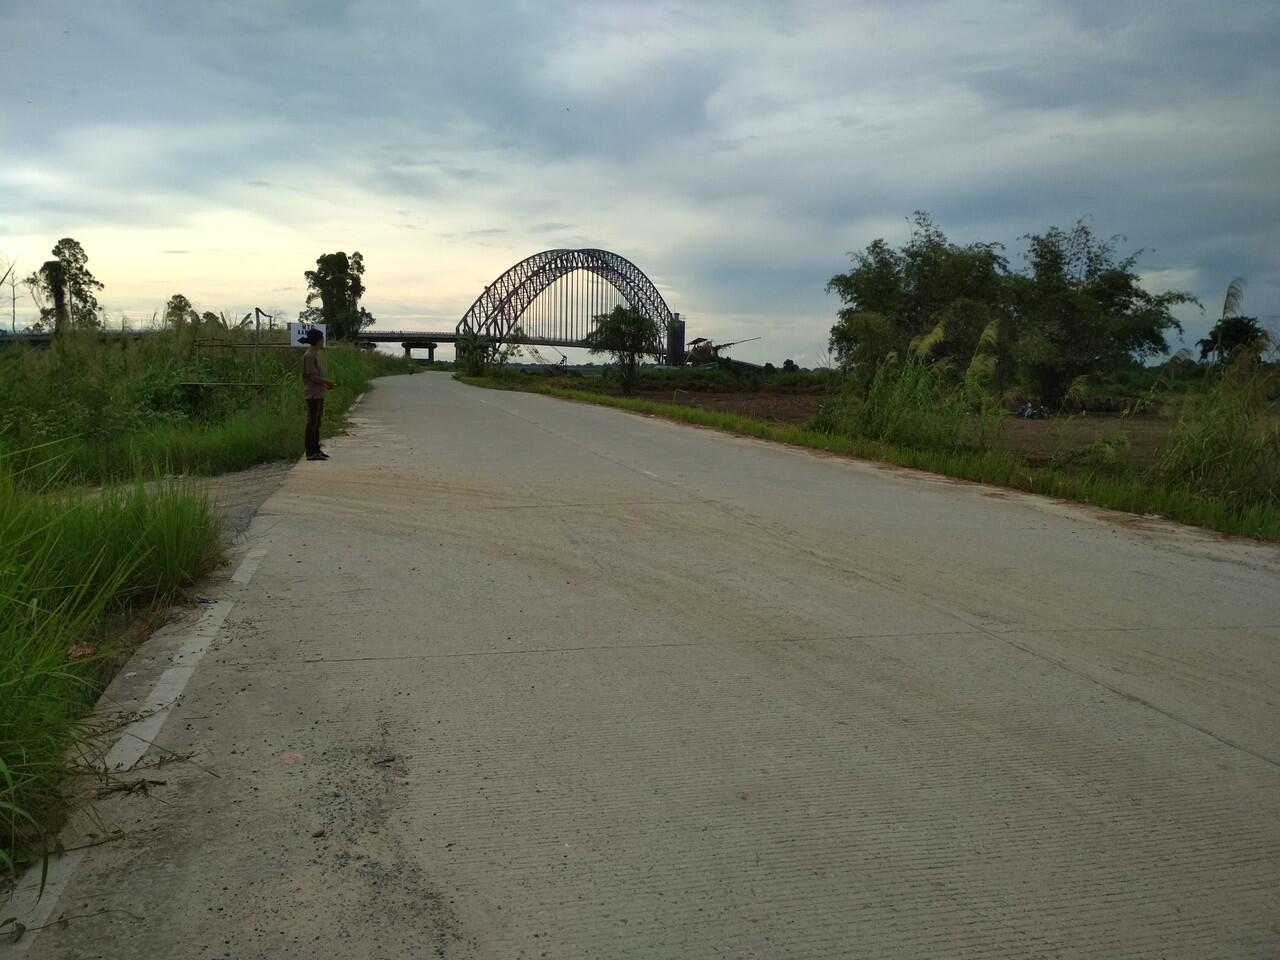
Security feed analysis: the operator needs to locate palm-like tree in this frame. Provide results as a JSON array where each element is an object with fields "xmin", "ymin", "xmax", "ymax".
[{"xmin": 1196, "ymin": 277, "xmax": 1266, "ymax": 362}]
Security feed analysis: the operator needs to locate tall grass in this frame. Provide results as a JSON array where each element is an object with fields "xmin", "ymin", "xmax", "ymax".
[
  {"xmin": 0, "ymin": 457, "xmax": 221, "ymax": 868},
  {"xmin": 813, "ymin": 361, "xmax": 1003, "ymax": 452},
  {"xmin": 0, "ymin": 333, "xmax": 408, "ymax": 486},
  {"xmin": 1154, "ymin": 359, "xmax": 1279, "ymax": 508}
]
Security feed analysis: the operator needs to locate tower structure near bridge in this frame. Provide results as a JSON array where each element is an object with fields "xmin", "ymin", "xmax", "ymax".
[{"xmin": 457, "ymin": 249, "xmax": 685, "ymax": 365}]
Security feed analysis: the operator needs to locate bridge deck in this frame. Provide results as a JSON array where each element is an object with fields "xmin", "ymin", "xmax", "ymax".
[
  {"xmin": 361, "ymin": 330, "xmax": 594, "ymax": 350},
  {"xmin": 2, "ymin": 329, "xmax": 599, "ymax": 352}
]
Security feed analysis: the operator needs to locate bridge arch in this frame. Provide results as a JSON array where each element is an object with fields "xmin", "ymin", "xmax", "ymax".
[{"xmin": 456, "ymin": 249, "xmax": 683, "ymax": 364}]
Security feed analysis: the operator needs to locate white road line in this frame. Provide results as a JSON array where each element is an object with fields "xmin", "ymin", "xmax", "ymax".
[
  {"xmin": 7, "ymin": 595, "xmax": 228, "ymax": 952},
  {"xmin": 101, "ymin": 599, "xmax": 234, "ymax": 773},
  {"xmin": 2, "ymin": 850, "xmax": 85, "ymax": 957},
  {"xmin": 231, "ymin": 545, "xmax": 268, "ymax": 584},
  {"xmin": 4, "ymin": 544, "xmax": 268, "ymax": 952},
  {"xmin": 106, "ymin": 545, "xmax": 265, "ymax": 771}
]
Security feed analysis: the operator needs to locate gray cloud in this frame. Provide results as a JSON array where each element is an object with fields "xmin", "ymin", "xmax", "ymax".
[{"xmin": 2, "ymin": 0, "xmax": 1277, "ymax": 357}]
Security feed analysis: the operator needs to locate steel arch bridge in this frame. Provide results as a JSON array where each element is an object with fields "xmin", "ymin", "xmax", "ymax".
[{"xmin": 456, "ymin": 248, "xmax": 685, "ymax": 365}]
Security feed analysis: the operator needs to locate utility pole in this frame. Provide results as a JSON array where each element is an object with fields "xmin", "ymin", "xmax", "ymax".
[
  {"xmin": 253, "ymin": 307, "xmax": 273, "ymax": 381},
  {"xmin": 0, "ymin": 259, "xmax": 15, "ymax": 333}
]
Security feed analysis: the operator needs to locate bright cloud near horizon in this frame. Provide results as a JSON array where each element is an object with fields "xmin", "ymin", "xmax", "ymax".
[{"xmin": 3, "ymin": 0, "xmax": 1278, "ymax": 364}]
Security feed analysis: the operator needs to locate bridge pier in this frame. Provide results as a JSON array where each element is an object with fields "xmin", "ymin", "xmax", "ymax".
[{"xmin": 402, "ymin": 341, "xmax": 437, "ymax": 362}]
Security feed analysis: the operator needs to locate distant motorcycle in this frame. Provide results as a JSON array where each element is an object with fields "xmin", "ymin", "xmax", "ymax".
[{"xmin": 1017, "ymin": 402, "xmax": 1050, "ymax": 420}]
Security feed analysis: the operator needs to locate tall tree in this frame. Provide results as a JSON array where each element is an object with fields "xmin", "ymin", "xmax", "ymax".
[
  {"xmin": 583, "ymin": 305, "xmax": 659, "ymax": 395},
  {"xmin": 827, "ymin": 310, "xmax": 896, "ymax": 382},
  {"xmin": 1009, "ymin": 222, "xmax": 1197, "ymax": 404},
  {"xmin": 164, "ymin": 293, "xmax": 198, "ymax": 332},
  {"xmin": 296, "ymin": 304, "xmax": 323, "ymax": 327},
  {"xmin": 827, "ymin": 213, "xmax": 1009, "ymax": 381},
  {"xmin": 303, "ymin": 251, "xmax": 374, "ymax": 342},
  {"xmin": 34, "ymin": 260, "xmax": 70, "ymax": 334},
  {"xmin": 24, "ymin": 238, "xmax": 104, "ymax": 332}
]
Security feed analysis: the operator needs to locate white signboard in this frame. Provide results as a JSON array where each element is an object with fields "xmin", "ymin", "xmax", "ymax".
[{"xmin": 287, "ymin": 322, "xmax": 328, "ymax": 347}]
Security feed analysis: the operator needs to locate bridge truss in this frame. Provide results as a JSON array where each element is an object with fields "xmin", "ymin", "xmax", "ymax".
[{"xmin": 457, "ymin": 249, "xmax": 685, "ymax": 365}]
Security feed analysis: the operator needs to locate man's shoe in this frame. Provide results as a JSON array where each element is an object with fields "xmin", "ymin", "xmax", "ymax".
[
  {"xmin": 318, "ymin": 452, "xmax": 330, "ymax": 460},
  {"xmin": 306, "ymin": 454, "xmax": 324, "ymax": 461}
]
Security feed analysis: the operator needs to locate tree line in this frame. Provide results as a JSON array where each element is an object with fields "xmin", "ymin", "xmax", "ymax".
[
  {"xmin": 18, "ymin": 239, "xmax": 377, "ymax": 342},
  {"xmin": 16, "ymin": 225, "xmax": 1266, "ymax": 392},
  {"xmin": 825, "ymin": 213, "xmax": 1267, "ymax": 405}
]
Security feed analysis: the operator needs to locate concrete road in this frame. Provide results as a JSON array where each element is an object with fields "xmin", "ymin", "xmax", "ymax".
[{"xmin": 13, "ymin": 372, "xmax": 1280, "ymax": 958}]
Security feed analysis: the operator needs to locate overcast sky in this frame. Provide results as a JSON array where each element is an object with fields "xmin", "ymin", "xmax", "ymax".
[{"xmin": 3, "ymin": 0, "xmax": 1277, "ymax": 363}]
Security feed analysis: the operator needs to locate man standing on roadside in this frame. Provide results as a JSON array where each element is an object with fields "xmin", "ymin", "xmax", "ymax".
[{"xmin": 303, "ymin": 328, "xmax": 335, "ymax": 461}]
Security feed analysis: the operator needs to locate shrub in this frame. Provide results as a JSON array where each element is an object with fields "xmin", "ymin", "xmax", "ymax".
[{"xmin": 814, "ymin": 361, "xmax": 1003, "ymax": 453}]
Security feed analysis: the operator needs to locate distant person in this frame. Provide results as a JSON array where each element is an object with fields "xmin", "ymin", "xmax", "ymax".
[{"xmin": 302, "ymin": 329, "xmax": 335, "ymax": 461}]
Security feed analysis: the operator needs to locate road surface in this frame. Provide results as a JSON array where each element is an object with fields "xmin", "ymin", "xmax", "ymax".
[{"xmin": 11, "ymin": 372, "xmax": 1280, "ymax": 958}]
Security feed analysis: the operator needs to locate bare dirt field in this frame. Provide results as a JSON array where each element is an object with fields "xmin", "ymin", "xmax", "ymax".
[
  {"xmin": 632, "ymin": 389, "xmax": 1176, "ymax": 466},
  {"xmin": 1002, "ymin": 414, "xmax": 1174, "ymax": 467},
  {"xmin": 633, "ymin": 389, "xmax": 823, "ymax": 425}
]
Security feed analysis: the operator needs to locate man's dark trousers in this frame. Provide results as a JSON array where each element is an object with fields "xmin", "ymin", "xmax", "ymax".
[{"xmin": 305, "ymin": 399, "xmax": 324, "ymax": 456}]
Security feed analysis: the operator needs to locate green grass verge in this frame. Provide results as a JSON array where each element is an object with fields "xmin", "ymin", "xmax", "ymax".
[
  {"xmin": 0, "ymin": 342, "xmax": 411, "ymax": 873},
  {"xmin": 1, "ymin": 463, "xmax": 222, "ymax": 870},
  {"xmin": 1, "ymin": 341, "xmax": 411, "ymax": 486},
  {"xmin": 457, "ymin": 374, "xmax": 1280, "ymax": 541}
]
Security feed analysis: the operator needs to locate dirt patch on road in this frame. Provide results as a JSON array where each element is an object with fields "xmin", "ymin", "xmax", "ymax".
[{"xmin": 200, "ymin": 461, "xmax": 293, "ymax": 542}]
